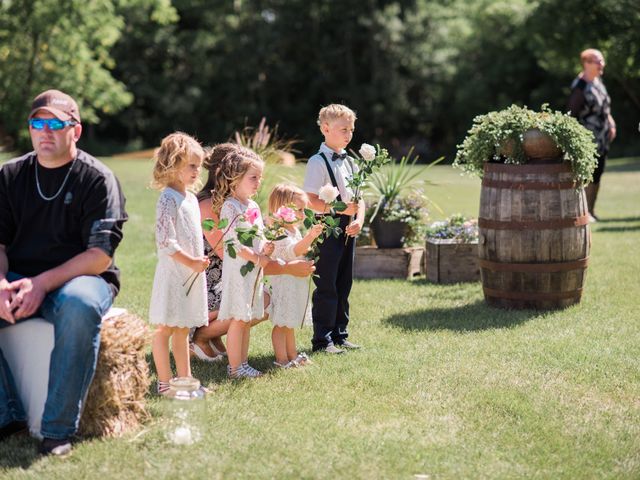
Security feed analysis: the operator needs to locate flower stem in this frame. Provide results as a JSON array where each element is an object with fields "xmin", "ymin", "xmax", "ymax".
[{"xmin": 250, "ymin": 266, "xmax": 262, "ymax": 310}]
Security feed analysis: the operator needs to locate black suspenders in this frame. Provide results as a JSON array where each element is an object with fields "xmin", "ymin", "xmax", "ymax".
[{"xmin": 318, "ymin": 152, "xmax": 343, "ymax": 202}]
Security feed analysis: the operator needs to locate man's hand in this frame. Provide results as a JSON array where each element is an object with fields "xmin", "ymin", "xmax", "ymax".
[
  {"xmin": 0, "ymin": 279, "xmax": 16, "ymax": 323},
  {"xmin": 9, "ymin": 277, "xmax": 47, "ymax": 320},
  {"xmin": 345, "ymin": 219, "xmax": 364, "ymax": 237},
  {"xmin": 284, "ymin": 259, "xmax": 315, "ymax": 277}
]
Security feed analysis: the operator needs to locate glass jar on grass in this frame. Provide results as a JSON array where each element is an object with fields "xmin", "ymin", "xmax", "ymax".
[{"xmin": 164, "ymin": 377, "xmax": 206, "ymax": 445}]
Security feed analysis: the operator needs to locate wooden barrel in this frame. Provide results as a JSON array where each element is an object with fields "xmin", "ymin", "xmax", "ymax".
[{"xmin": 478, "ymin": 162, "xmax": 590, "ymax": 309}]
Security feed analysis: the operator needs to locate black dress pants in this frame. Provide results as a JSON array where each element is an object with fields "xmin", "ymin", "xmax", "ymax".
[{"xmin": 311, "ymin": 215, "xmax": 355, "ymax": 350}]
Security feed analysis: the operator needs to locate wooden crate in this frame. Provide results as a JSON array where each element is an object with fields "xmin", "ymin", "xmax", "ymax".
[
  {"xmin": 426, "ymin": 239, "xmax": 480, "ymax": 283},
  {"xmin": 354, "ymin": 246, "xmax": 425, "ymax": 279}
]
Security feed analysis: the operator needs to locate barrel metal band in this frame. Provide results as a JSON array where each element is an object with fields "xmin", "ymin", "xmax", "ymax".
[
  {"xmin": 478, "ymin": 215, "xmax": 590, "ymax": 230},
  {"xmin": 479, "ymin": 257, "xmax": 589, "ymax": 273},
  {"xmin": 484, "ymin": 163, "xmax": 571, "ymax": 174},
  {"xmin": 483, "ymin": 287, "xmax": 583, "ymax": 301},
  {"xmin": 481, "ymin": 178, "xmax": 576, "ymax": 190}
]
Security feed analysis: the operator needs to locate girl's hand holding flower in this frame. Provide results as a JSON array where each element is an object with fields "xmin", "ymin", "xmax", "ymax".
[
  {"xmin": 307, "ymin": 223, "xmax": 324, "ymax": 240},
  {"xmin": 262, "ymin": 241, "xmax": 275, "ymax": 257},
  {"xmin": 192, "ymin": 255, "xmax": 210, "ymax": 273}
]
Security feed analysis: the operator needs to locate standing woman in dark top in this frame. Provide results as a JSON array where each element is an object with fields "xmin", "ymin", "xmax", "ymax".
[{"xmin": 568, "ymin": 48, "xmax": 617, "ymax": 222}]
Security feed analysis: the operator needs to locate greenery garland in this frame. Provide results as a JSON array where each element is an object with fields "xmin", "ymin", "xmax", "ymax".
[{"xmin": 453, "ymin": 105, "xmax": 598, "ymax": 185}]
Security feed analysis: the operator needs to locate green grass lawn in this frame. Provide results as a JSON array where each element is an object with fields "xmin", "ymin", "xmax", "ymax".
[{"xmin": 1, "ymin": 157, "xmax": 639, "ymax": 479}]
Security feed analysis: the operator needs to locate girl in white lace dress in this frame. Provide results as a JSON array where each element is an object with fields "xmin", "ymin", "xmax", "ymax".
[
  {"xmin": 149, "ymin": 133, "xmax": 209, "ymax": 395},
  {"xmin": 212, "ymin": 149, "xmax": 273, "ymax": 378},
  {"xmin": 267, "ymin": 185, "xmax": 324, "ymax": 368}
]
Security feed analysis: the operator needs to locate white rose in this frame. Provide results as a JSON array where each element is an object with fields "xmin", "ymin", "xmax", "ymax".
[
  {"xmin": 318, "ymin": 184, "xmax": 339, "ymax": 203},
  {"xmin": 359, "ymin": 143, "xmax": 376, "ymax": 161}
]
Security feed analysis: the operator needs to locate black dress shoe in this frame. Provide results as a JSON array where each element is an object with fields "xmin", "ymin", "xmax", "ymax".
[
  {"xmin": 39, "ymin": 437, "xmax": 73, "ymax": 457},
  {"xmin": 0, "ymin": 421, "xmax": 27, "ymax": 441}
]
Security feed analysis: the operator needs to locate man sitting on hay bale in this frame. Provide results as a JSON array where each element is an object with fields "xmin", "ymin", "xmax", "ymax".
[{"xmin": 0, "ymin": 90, "xmax": 128, "ymax": 456}]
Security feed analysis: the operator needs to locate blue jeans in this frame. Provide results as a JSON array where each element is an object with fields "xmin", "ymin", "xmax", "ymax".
[{"xmin": 0, "ymin": 273, "xmax": 112, "ymax": 439}]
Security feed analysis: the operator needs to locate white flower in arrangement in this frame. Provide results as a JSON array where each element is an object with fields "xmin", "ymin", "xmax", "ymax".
[
  {"xmin": 359, "ymin": 143, "xmax": 376, "ymax": 161},
  {"xmin": 318, "ymin": 184, "xmax": 340, "ymax": 203}
]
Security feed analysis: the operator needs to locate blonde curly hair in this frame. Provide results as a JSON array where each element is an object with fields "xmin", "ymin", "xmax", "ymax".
[
  {"xmin": 151, "ymin": 132, "xmax": 205, "ymax": 191},
  {"xmin": 210, "ymin": 146, "xmax": 263, "ymax": 214},
  {"xmin": 268, "ymin": 183, "xmax": 307, "ymax": 215}
]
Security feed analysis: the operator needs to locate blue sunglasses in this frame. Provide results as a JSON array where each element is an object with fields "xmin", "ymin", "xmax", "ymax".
[{"xmin": 29, "ymin": 118, "xmax": 77, "ymax": 131}]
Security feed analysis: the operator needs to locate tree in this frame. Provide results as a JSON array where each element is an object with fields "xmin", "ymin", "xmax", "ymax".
[{"xmin": 0, "ymin": 0, "xmax": 176, "ymax": 149}]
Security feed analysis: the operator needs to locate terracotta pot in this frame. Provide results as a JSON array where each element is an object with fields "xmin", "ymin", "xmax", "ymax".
[
  {"xmin": 498, "ymin": 137, "xmax": 517, "ymax": 159},
  {"xmin": 522, "ymin": 129, "xmax": 562, "ymax": 163}
]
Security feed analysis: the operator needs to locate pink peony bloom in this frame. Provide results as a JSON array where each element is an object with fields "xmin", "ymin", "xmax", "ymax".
[
  {"xmin": 245, "ymin": 207, "xmax": 260, "ymax": 225},
  {"xmin": 275, "ymin": 206, "xmax": 297, "ymax": 223}
]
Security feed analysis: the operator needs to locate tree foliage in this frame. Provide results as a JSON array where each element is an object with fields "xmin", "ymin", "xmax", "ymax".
[
  {"xmin": 2, "ymin": 0, "xmax": 639, "ymax": 157},
  {"xmin": 0, "ymin": 0, "xmax": 176, "ymax": 148}
]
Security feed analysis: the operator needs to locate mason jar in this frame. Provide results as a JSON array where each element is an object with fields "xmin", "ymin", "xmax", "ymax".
[{"xmin": 164, "ymin": 377, "xmax": 206, "ymax": 445}]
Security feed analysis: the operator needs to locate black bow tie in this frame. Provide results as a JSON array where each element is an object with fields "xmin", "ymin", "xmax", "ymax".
[{"xmin": 332, "ymin": 152, "xmax": 347, "ymax": 162}]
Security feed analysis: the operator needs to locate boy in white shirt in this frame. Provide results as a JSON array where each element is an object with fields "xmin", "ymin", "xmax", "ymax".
[{"xmin": 303, "ymin": 104, "xmax": 366, "ymax": 354}]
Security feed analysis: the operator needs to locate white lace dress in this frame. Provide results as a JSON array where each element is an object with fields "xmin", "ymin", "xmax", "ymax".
[
  {"xmin": 217, "ymin": 197, "xmax": 265, "ymax": 322},
  {"xmin": 268, "ymin": 228, "xmax": 312, "ymax": 328},
  {"xmin": 149, "ymin": 188, "xmax": 207, "ymax": 328}
]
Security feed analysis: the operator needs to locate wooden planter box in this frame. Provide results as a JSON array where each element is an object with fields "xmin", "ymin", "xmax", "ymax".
[
  {"xmin": 425, "ymin": 239, "xmax": 480, "ymax": 283},
  {"xmin": 354, "ymin": 246, "xmax": 425, "ymax": 280}
]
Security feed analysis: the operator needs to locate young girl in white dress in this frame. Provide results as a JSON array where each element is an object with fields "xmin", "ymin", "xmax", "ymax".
[
  {"xmin": 267, "ymin": 184, "xmax": 324, "ymax": 368},
  {"xmin": 211, "ymin": 149, "xmax": 273, "ymax": 378},
  {"xmin": 149, "ymin": 132, "xmax": 210, "ymax": 394}
]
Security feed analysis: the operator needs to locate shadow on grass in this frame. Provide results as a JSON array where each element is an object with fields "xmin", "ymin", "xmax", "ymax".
[
  {"xmin": 146, "ymin": 351, "xmax": 281, "ymax": 393},
  {"xmin": 384, "ymin": 300, "xmax": 544, "ymax": 332},
  {"xmin": 595, "ymin": 225, "xmax": 640, "ymax": 233},
  {"xmin": 595, "ymin": 216, "xmax": 640, "ymax": 223},
  {"xmin": 0, "ymin": 434, "xmax": 40, "ymax": 469},
  {"xmin": 605, "ymin": 159, "xmax": 640, "ymax": 173},
  {"xmin": 592, "ymin": 216, "xmax": 640, "ymax": 233}
]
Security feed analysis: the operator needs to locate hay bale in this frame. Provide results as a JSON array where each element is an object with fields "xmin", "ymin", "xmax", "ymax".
[{"xmin": 79, "ymin": 313, "xmax": 151, "ymax": 437}]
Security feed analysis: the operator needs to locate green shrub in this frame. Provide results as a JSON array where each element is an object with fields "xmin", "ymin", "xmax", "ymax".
[{"xmin": 453, "ymin": 105, "xmax": 598, "ymax": 185}]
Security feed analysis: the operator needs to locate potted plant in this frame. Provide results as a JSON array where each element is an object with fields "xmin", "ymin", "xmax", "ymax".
[
  {"xmin": 453, "ymin": 105, "xmax": 597, "ymax": 309},
  {"xmin": 366, "ymin": 195, "xmax": 429, "ymax": 248},
  {"xmin": 453, "ymin": 104, "xmax": 597, "ymax": 184},
  {"xmin": 367, "ymin": 149, "xmax": 442, "ymax": 248},
  {"xmin": 354, "ymin": 194, "xmax": 431, "ymax": 280},
  {"xmin": 425, "ymin": 214, "xmax": 480, "ymax": 283}
]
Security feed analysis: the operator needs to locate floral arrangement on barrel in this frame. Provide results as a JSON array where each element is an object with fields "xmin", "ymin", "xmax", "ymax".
[
  {"xmin": 453, "ymin": 104, "xmax": 597, "ymax": 185},
  {"xmin": 426, "ymin": 214, "xmax": 478, "ymax": 243}
]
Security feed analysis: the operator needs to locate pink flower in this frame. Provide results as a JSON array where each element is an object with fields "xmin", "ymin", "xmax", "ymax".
[
  {"xmin": 245, "ymin": 207, "xmax": 260, "ymax": 225},
  {"xmin": 274, "ymin": 206, "xmax": 297, "ymax": 223}
]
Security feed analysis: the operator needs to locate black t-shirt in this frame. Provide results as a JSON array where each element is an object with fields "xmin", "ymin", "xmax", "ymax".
[{"xmin": 0, "ymin": 150, "xmax": 128, "ymax": 295}]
